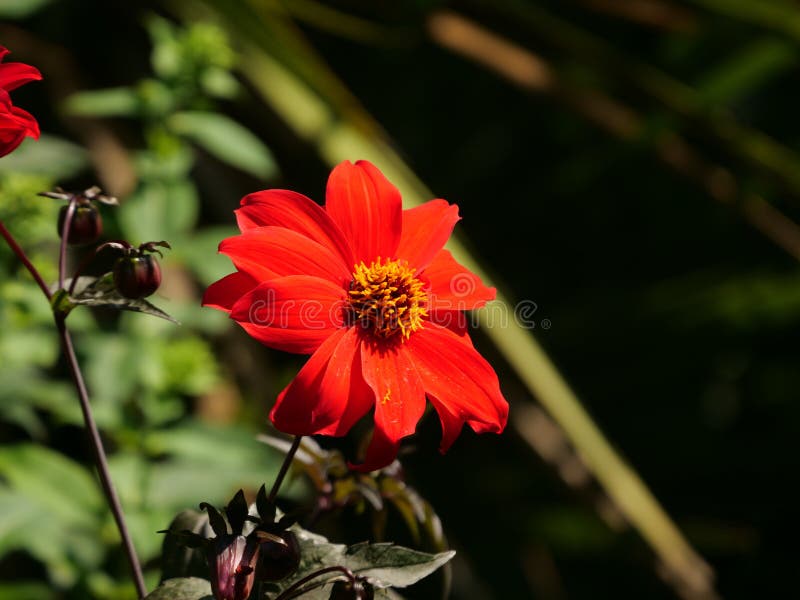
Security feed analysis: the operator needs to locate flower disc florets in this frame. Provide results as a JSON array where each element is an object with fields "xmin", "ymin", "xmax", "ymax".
[{"xmin": 348, "ymin": 258, "xmax": 428, "ymax": 341}]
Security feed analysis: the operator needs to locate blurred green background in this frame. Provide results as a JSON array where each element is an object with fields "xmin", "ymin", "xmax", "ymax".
[{"xmin": 3, "ymin": 0, "xmax": 800, "ymax": 598}]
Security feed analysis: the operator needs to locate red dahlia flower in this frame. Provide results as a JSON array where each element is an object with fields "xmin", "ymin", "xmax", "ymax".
[
  {"xmin": 0, "ymin": 46, "xmax": 41, "ymax": 158},
  {"xmin": 204, "ymin": 160, "xmax": 508, "ymax": 470}
]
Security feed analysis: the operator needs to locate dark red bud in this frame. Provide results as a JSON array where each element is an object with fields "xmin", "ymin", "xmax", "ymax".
[
  {"xmin": 113, "ymin": 255, "xmax": 162, "ymax": 299},
  {"xmin": 207, "ymin": 534, "xmax": 261, "ymax": 600},
  {"xmin": 58, "ymin": 204, "xmax": 102, "ymax": 245},
  {"xmin": 256, "ymin": 530, "xmax": 301, "ymax": 582}
]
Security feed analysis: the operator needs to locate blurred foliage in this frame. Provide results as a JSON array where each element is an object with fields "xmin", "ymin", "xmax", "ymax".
[
  {"xmin": 0, "ymin": 14, "xmax": 283, "ymax": 600},
  {"xmin": 3, "ymin": 0, "xmax": 800, "ymax": 599}
]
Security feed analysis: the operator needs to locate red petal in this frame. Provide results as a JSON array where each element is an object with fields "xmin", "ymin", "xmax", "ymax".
[
  {"xmin": 318, "ymin": 340, "xmax": 375, "ymax": 436},
  {"xmin": 202, "ymin": 272, "xmax": 258, "ymax": 312},
  {"xmin": 351, "ymin": 343, "xmax": 425, "ymax": 472},
  {"xmin": 423, "ymin": 249, "xmax": 495, "ymax": 311},
  {"xmin": 428, "ymin": 310, "xmax": 474, "ymax": 346},
  {"xmin": 219, "ymin": 226, "xmax": 350, "ymax": 285},
  {"xmin": 0, "ymin": 62, "xmax": 42, "ymax": 92},
  {"xmin": 270, "ymin": 327, "xmax": 358, "ymax": 434},
  {"xmin": 427, "ymin": 396, "xmax": 465, "ymax": 453},
  {"xmin": 325, "ymin": 160, "xmax": 402, "ymax": 263},
  {"xmin": 407, "ymin": 323, "xmax": 507, "ymax": 439},
  {"xmin": 10, "ymin": 105, "xmax": 39, "ymax": 139},
  {"xmin": 0, "ymin": 103, "xmax": 39, "ymax": 157},
  {"xmin": 230, "ymin": 275, "xmax": 347, "ymax": 354},
  {"xmin": 397, "ymin": 200, "xmax": 460, "ymax": 271},
  {"xmin": 235, "ymin": 189, "xmax": 353, "ymax": 267}
]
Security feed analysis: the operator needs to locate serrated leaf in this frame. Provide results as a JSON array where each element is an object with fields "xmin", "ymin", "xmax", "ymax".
[
  {"xmin": 161, "ymin": 510, "xmax": 213, "ymax": 582},
  {"xmin": 168, "ymin": 111, "xmax": 277, "ymax": 179},
  {"xmin": 69, "ymin": 273, "xmax": 178, "ymax": 323},
  {"xmin": 63, "ymin": 87, "xmax": 140, "ymax": 117},
  {"xmin": 343, "ymin": 543, "xmax": 455, "ymax": 589},
  {"xmin": 262, "ymin": 526, "xmax": 454, "ymax": 598},
  {"xmin": 144, "ymin": 577, "xmax": 213, "ymax": 600}
]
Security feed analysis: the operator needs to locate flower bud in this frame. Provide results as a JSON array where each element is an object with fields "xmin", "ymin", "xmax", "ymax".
[
  {"xmin": 58, "ymin": 203, "xmax": 102, "ymax": 245},
  {"xmin": 113, "ymin": 254, "xmax": 162, "ymax": 299},
  {"xmin": 256, "ymin": 530, "xmax": 301, "ymax": 582},
  {"xmin": 207, "ymin": 534, "xmax": 260, "ymax": 600}
]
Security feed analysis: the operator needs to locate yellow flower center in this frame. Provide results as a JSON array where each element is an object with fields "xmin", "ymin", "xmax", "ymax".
[{"xmin": 348, "ymin": 258, "xmax": 428, "ymax": 341}]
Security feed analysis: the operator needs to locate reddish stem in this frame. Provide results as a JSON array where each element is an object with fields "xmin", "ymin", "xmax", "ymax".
[{"xmin": 0, "ymin": 219, "xmax": 51, "ymax": 299}]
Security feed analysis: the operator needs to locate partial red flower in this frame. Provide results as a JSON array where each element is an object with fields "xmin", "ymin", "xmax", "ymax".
[
  {"xmin": 0, "ymin": 46, "xmax": 41, "ymax": 158},
  {"xmin": 204, "ymin": 160, "xmax": 508, "ymax": 471}
]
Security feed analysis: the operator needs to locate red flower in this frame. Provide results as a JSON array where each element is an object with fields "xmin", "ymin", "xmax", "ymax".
[
  {"xmin": 204, "ymin": 160, "xmax": 508, "ymax": 470},
  {"xmin": 0, "ymin": 46, "xmax": 41, "ymax": 158}
]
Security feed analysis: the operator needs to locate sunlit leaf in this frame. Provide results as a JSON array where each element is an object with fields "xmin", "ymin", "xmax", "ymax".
[
  {"xmin": 0, "ymin": 136, "xmax": 88, "ymax": 180},
  {"xmin": 63, "ymin": 87, "xmax": 140, "ymax": 117},
  {"xmin": 143, "ymin": 577, "xmax": 212, "ymax": 600},
  {"xmin": 168, "ymin": 111, "xmax": 277, "ymax": 179}
]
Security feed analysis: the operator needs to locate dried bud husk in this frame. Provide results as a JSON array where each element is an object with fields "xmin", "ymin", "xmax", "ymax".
[{"xmin": 207, "ymin": 534, "xmax": 261, "ymax": 600}]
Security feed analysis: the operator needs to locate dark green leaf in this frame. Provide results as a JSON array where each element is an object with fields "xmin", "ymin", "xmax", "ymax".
[
  {"xmin": 343, "ymin": 542, "xmax": 455, "ymax": 589},
  {"xmin": 0, "ymin": 581, "xmax": 56, "ymax": 600},
  {"xmin": 69, "ymin": 273, "xmax": 178, "ymax": 323},
  {"xmin": 160, "ymin": 510, "xmax": 213, "ymax": 582},
  {"xmin": 144, "ymin": 577, "xmax": 213, "ymax": 600},
  {"xmin": 262, "ymin": 526, "xmax": 454, "ymax": 598}
]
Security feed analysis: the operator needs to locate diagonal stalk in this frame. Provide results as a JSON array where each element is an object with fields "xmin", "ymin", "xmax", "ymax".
[
  {"xmin": 55, "ymin": 315, "xmax": 147, "ymax": 598},
  {"xmin": 268, "ymin": 435, "xmax": 303, "ymax": 504},
  {"xmin": 1, "ymin": 217, "xmax": 146, "ymax": 598},
  {"xmin": 0, "ymin": 219, "xmax": 51, "ymax": 299}
]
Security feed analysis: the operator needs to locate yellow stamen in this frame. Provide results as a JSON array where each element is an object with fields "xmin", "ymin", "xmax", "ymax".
[{"xmin": 349, "ymin": 258, "xmax": 428, "ymax": 341}]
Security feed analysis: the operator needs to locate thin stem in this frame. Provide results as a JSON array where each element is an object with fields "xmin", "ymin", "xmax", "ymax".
[
  {"xmin": 55, "ymin": 315, "xmax": 147, "ymax": 598},
  {"xmin": 274, "ymin": 565, "xmax": 353, "ymax": 600},
  {"xmin": 268, "ymin": 435, "xmax": 303, "ymax": 505},
  {"xmin": 0, "ymin": 219, "xmax": 51, "ymax": 299},
  {"xmin": 58, "ymin": 197, "xmax": 75, "ymax": 290}
]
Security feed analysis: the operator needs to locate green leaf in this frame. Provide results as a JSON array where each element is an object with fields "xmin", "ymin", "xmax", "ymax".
[
  {"xmin": 179, "ymin": 226, "xmax": 237, "ymax": 286},
  {"xmin": 342, "ymin": 543, "xmax": 455, "ymax": 588},
  {"xmin": 144, "ymin": 577, "xmax": 213, "ymax": 600},
  {"xmin": 119, "ymin": 178, "xmax": 198, "ymax": 241},
  {"xmin": 697, "ymin": 38, "xmax": 797, "ymax": 105},
  {"xmin": 0, "ymin": 445, "xmax": 103, "ymax": 524},
  {"xmin": 63, "ymin": 87, "xmax": 140, "ymax": 117},
  {"xmin": 0, "ymin": 0, "xmax": 55, "ymax": 18},
  {"xmin": 0, "ymin": 582, "xmax": 56, "ymax": 600},
  {"xmin": 168, "ymin": 111, "xmax": 277, "ymax": 179},
  {"xmin": 160, "ymin": 510, "xmax": 213, "ymax": 582},
  {"xmin": 0, "ymin": 135, "xmax": 89, "ymax": 180},
  {"xmin": 0, "ymin": 447, "xmax": 105, "ymax": 586},
  {"xmin": 263, "ymin": 526, "xmax": 454, "ymax": 598},
  {"xmin": 69, "ymin": 273, "xmax": 179, "ymax": 323}
]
